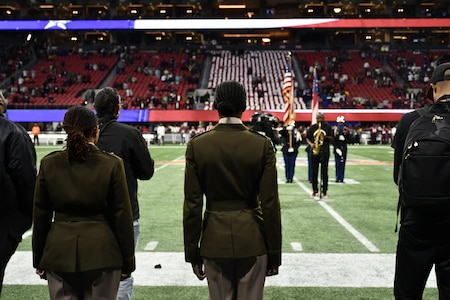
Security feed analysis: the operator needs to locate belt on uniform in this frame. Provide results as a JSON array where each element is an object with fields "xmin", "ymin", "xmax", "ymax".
[
  {"xmin": 206, "ymin": 200, "xmax": 257, "ymax": 211},
  {"xmin": 54, "ymin": 213, "xmax": 106, "ymax": 222}
]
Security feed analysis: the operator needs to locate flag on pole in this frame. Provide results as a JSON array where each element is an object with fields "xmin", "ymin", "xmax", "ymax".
[
  {"xmin": 311, "ymin": 66, "xmax": 319, "ymax": 125},
  {"xmin": 282, "ymin": 55, "xmax": 295, "ymax": 126}
]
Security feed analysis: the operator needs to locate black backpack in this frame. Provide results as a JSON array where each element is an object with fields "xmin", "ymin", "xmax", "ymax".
[{"xmin": 398, "ymin": 102, "xmax": 450, "ymax": 207}]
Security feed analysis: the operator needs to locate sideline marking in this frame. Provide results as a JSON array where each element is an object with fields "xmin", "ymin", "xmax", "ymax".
[
  {"xmin": 5, "ymin": 251, "xmax": 437, "ymax": 288},
  {"xmin": 291, "ymin": 242, "xmax": 303, "ymax": 251},
  {"xmin": 22, "ymin": 230, "xmax": 32, "ymax": 240},
  {"xmin": 144, "ymin": 241, "xmax": 159, "ymax": 251},
  {"xmin": 154, "ymin": 155, "xmax": 184, "ymax": 172}
]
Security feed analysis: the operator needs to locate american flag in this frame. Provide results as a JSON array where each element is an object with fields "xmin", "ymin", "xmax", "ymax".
[
  {"xmin": 282, "ymin": 57, "xmax": 294, "ymax": 125},
  {"xmin": 311, "ymin": 66, "xmax": 319, "ymax": 125}
]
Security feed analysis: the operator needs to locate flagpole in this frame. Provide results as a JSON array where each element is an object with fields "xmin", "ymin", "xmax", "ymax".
[
  {"xmin": 289, "ymin": 53, "xmax": 295, "ymax": 125},
  {"xmin": 284, "ymin": 52, "xmax": 295, "ymax": 151},
  {"xmin": 311, "ymin": 66, "xmax": 319, "ymax": 125}
]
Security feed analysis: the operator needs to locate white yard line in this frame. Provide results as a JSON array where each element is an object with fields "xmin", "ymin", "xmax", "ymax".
[
  {"xmin": 277, "ymin": 163, "xmax": 379, "ymax": 252},
  {"xmin": 317, "ymin": 200, "xmax": 380, "ymax": 252},
  {"xmin": 144, "ymin": 241, "xmax": 159, "ymax": 251},
  {"xmin": 5, "ymin": 251, "xmax": 437, "ymax": 288}
]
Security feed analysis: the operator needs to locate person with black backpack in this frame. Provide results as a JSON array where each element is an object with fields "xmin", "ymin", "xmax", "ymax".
[{"xmin": 391, "ymin": 62, "xmax": 450, "ymax": 300}]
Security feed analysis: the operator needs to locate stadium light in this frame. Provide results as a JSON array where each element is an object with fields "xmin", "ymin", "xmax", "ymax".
[{"xmin": 218, "ymin": 4, "xmax": 246, "ymax": 9}]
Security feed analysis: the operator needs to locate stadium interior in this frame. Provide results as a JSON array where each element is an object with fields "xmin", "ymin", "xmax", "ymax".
[{"xmin": 1, "ymin": 0, "xmax": 450, "ymax": 126}]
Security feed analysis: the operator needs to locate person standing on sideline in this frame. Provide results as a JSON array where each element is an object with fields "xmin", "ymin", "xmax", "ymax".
[
  {"xmin": 156, "ymin": 123, "xmax": 166, "ymax": 145},
  {"xmin": 32, "ymin": 123, "xmax": 40, "ymax": 146},
  {"xmin": 333, "ymin": 116, "xmax": 350, "ymax": 183},
  {"xmin": 392, "ymin": 62, "xmax": 450, "ymax": 299},
  {"xmin": 370, "ymin": 123, "xmax": 379, "ymax": 144},
  {"xmin": 33, "ymin": 106, "xmax": 135, "ymax": 299},
  {"xmin": 0, "ymin": 91, "xmax": 36, "ymax": 296},
  {"xmin": 279, "ymin": 122, "xmax": 302, "ymax": 183},
  {"xmin": 306, "ymin": 112, "xmax": 333, "ymax": 199},
  {"xmin": 94, "ymin": 87, "xmax": 155, "ymax": 300},
  {"xmin": 183, "ymin": 80, "xmax": 281, "ymax": 300}
]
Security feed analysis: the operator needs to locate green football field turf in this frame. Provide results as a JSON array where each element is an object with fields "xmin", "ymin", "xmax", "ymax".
[{"xmin": 3, "ymin": 144, "xmax": 439, "ymax": 299}]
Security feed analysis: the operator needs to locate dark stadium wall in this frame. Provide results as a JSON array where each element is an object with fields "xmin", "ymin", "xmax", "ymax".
[{"xmin": 6, "ymin": 109, "xmax": 411, "ymax": 124}]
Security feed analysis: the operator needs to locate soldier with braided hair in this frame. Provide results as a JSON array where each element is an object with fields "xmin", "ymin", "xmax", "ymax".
[
  {"xmin": 33, "ymin": 106, "xmax": 135, "ymax": 299},
  {"xmin": 184, "ymin": 80, "xmax": 282, "ymax": 300}
]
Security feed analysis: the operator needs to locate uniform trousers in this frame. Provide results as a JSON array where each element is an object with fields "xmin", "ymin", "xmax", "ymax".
[
  {"xmin": 116, "ymin": 219, "xmax": 140, "ymax": 300},
  {"xmin": 311, "ymin": 154, "xmax": 329, "ymax": 194},
  {"xmin": 334, "ymin": 149, "xmax": 347, "ymax": 182},
  {"xmin": 204, "ymin": 254, "xmax": 267, "ymax": 300},
  {"xmin": 394, "ymin": 221, "xmax": 450, "ymax": 300},
  {"xmin": 47, "ymin": 269, "xmax": 121, "ymax": 300},
  {"xmin": 283, "ymin": 153, "xmax": 297, "ymax": 181}
]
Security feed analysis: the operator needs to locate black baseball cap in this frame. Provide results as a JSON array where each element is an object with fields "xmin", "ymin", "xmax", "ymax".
[
  {"xmin": 430, "ymin": 62, "xmax": 450, "ymax": 84},
  {"xmin": 427, "ymin": 62, "xmax": 450, "ymax": 100}
]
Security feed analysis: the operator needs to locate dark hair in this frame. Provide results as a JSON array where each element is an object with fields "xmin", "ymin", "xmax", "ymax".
[
  {"xmin": 94, "ymin": 87, "xmax": 120, "ymax": 117},
  {"xmin": 213, "ymin": 81, "xmax": 247, "ymax": 117},
  {"xmin": 63, "ymin": 106, "xmax": 97, "ymax": 163}
]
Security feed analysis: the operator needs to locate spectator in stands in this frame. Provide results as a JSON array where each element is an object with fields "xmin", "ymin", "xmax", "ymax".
[
  {"xmin": 183, "ymin": 80, "xmax": 281, "ymax": 299},
  {"xmin": 33, "ymin": 106, "xmax": 135, "ymax": 300},
  {"xmin": 94, "ymin": 87, "xmax": 155, "ymax": 300},
  {"xmin": 0, "ymin": 91, "xmax": 36, "ymax": 296},
  {"xmin": 32, "ymin": 123, "xmax": 40, "ymax": 146}
]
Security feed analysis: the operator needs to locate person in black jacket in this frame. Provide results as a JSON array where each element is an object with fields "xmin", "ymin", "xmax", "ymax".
[
  {"xmin": 306, "ymin": 112, "xmax": 334, "ymax": 199},
  {"xmin": 0, "ymin": 91, "xmax": 36, "ymax": 295},
  {"xmin": 94, "ymin": 87, "xmax": 155, "ymax": 300},
  {"xmin": 391, "ymin": 62, "xmax": 450, "ymax": 299}
]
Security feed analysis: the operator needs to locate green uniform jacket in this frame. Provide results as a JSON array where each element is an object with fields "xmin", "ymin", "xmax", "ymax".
[
  {"xmin": 32, "ymin": 144, "xmax": 135, "ymax": 274},
  {"xmin": 183, "ymin": 123, "xmax": 282, "ymax": 268}
]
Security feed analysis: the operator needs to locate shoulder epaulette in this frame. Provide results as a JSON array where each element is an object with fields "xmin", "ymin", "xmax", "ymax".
[
  {"xmin": 189, "ymin": 131, "xmax": 209, "ymax": 140},
  {"xmin": 100, "ymin": 150, "xmax": 121, "ymax": 159},
  {"xmin": 249, "ymin": 128, "xmax": 269, "ymax": 138},
  {"xmin": 43, "ymin": 150, "xmax": 64, "ymax": 158}
]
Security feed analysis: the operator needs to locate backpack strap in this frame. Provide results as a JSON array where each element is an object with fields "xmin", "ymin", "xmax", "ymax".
[
  {"xmin": 395, "ymin": 194, "xmax": 402, "ymax": 233},
  {"xmin": 416, "ymin": 106, "xmax": 427, "ymax": 116},
  {"xmin": 395, "ymin": 107, "xmax": 425, "ymax": 233}
]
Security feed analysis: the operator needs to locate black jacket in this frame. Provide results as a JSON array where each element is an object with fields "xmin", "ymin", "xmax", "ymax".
[
  {"xmin": 0, "ymin": 114, "xmax": 36, "ymax": 240},
  {"xmin": 97, "ymin": 116, "xmax": 155, "ymax": 220}
]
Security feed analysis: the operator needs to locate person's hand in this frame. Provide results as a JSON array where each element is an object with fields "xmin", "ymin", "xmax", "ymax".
[
  {"xmin": 36, "ymin": 269, "xmax": 47, "ymax": 280},
  {"xmin": 121, "ymin": 273, "xmax": 132, "ymax": 281},
  {"xmin": 266, "ymin": 266, "xmax": 279, "ymax": 276},
  {"xmin": 191, "ymin": 262, "xmax": 206, "ymax": 281}
]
